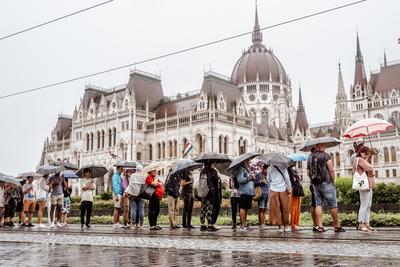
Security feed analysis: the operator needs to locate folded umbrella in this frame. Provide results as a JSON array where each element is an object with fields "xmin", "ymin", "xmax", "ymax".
[
  {"xmin": 288, "ymin": 153, "xmax": 309, "ymax": 162},
  {"xmin": 299, "ymin": 136, "xmax": 342, "ymax": 152},
  {"xmin": 0, "ymin": 173, "xmax": 22, "ymax": 186},
  {"xmin": 76, "ymin": 165, "xmax": 108, "ymax": 178},
  {"xmin": 37, "ymin": 165, "xmax": 66, "ymax": 175},
  {"xmin": 258, "ymin": 153, "xmax": 294, "ymax": 168},
  {"xmin": 193, "ymin": 153, "xmax": 231, "ymax": 164},
  {"xmin": 228, "ymin": 152, "xmax": 260, "ymax": 170}
]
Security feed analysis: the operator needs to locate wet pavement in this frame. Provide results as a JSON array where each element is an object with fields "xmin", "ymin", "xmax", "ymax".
[{"xmin": 1, "ymin": 225, "xmax": 400, "ymax": 266}]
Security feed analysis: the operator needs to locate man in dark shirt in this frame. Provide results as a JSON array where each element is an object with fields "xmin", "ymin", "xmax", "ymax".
[
  {"xmin": 308, "ymin": 143, "xmax": 345, "ymax": 233},
  {"xmin": 180, "ymin": 169, "xmax": 195, "ymax": 229}
]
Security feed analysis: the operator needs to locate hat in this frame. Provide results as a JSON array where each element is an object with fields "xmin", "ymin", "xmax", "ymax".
[{"xmin": 353, "ymin": 140, "xmax": 365, "ymax": 148}]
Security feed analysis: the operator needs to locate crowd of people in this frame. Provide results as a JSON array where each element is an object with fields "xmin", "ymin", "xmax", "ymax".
[{"xmin": 0, "ymin": 141, "xmax": 377, "ymax": 233}]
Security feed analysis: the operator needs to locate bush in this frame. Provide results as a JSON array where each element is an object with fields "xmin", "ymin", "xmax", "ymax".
[
  {"xmin": 373, "ymin": 183, "xmax": 400, "ymax": 204},
  {"xmin": 335, "ymin": 177, "xmax": 359, "ymax": 205},
  {"xmin": 70, "ymin": 196, "xmax": 81, "ymax": 203},
  {"xmin": 99, "ymin": 191, "xmax": 113, "ymax": 201}
]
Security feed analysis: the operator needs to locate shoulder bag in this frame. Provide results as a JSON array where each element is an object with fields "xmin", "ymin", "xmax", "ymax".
[{"xmin": 352, "ymin": 158, "xmax": 370, "ymax": 191}]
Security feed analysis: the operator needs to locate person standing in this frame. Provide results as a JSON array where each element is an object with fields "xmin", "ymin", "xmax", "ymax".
[
  {"xmin": 229, "ymin": 174, "xmax": 240, "ymax": 229},
  {"xmin": 61, "ymin": 177, "xmax": 72, "ymax": 226},
  {"xmin": 165, "ymin": 170, "xmax": 181, "ymax": 229},
  {"xmin": 3, "ymin": 184, "xmax": 19, "ymax": 227},
  {"xmin": 121, "ymin": 169, "xmax": 132, "ymax": 228},
  {"xmin": 48, "ymin": 172, "xmax": 64, "ymax": 227},
  {"xmin": 21, "ymin": 176, "xmax": 36, "ymax": 227},
  {"xmin": 255, "ymin": 164, "xmax": 269, "ymax": 230},
  {"xmin": 288, "ymin": 166, "xmax": 302, "ymax": 231},
  {"xmin": 236, "ymin": 159, "xmax": 255, "ymax": 232},
  {"xmin": 125, "ymin": 167, "xmax": 145, "ymax": 230},
  {"xmin": 0, "ymin": 181, "xmax": 5, "ymax": 227},
  {"xmin": 146, "ymin": 169, "xmax": 164, "ymax": 231},
  {"xmin": 180, "ymin": 169, "xmax": 195, "ymax": 229},
  {"xmin": 308, "ymin": 143, "xmax": 345, "ymax": 233},
  {"xmin": 353, "ymin": 146, "xmax": 375, "ymax": 232},
  {"xmin": 199, "ymin": 162, "xmax": 220, "ymax": 232},
  {"xmin": 112, "ymin": 165, "xmax": 124, "ymax": 228},
  {"xmin": 80, "ymin": 169, "xmax": 95, "ymax": 228},
  {"xmin": 36, "ymin": 174, "xmax": 49, "ymax": 228}
]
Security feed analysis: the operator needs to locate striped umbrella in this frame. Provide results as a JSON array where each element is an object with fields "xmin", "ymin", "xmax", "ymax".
[{"xmin": 343, "ymin": 118, "xmax": 394, "ymax": 139}]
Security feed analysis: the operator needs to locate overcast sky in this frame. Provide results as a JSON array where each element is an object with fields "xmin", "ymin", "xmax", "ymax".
[{"xmin": 0, "ymin": 0, "xmax": 399, "ymax": 175}]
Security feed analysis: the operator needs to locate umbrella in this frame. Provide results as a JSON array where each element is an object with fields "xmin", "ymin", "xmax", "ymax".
[
  {"xmin": 37, "ymin": 165, "xmax": 66, "ymax": 175},
  {"xmin": 299, "ymin": 136, "xmax": 342, "ymax": 152},
  {"xmin": 113, "ymin": 160, "xmax": 137, "ymax": 168},
  {"xmin": 343, "ymin": 118, "xmax": 394, "ymax": 139},
  {"xmin": 139, "ymin": 161, "xmax": 169, "ymax": 176},
  {"xmin": 50, "ymin": 161, "xmax": 79, "ymax": 171},
  {"xmin": 228, "ymin": 152, "xmax": 260, "ymax": 170},
  {"xmin": 63, "ymin": 171, "xmax": 79, "ymax": 179},
  {"xmin": 193, "ymin": 153, "xmax": 231, "ymax": 163},
  {"xmin": 258, "ymin": 153, "xmax": 294, "ymax": 168},
  {"xmin": 0, "ymin": 173, "xmax": 22, "ymax": 186},
  {"xmin": 17, "ymin": 172, "xmax": 42, "ymax": 180},
  {"xmin": 76, "ymin": 165, "xmax": 108, "ymax": 178},
  {"xmin": 170, "ymin": 160, "xmax": 204, "ymax": 177},
  {"xmin": 288, "ymin": 153, "xmax": 309, "ymax": 162}
]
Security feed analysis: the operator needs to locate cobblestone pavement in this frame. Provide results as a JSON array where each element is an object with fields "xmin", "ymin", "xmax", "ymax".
[{"xmin": 1, "ymin": 226, "xmax": 400, "ymax": 266}]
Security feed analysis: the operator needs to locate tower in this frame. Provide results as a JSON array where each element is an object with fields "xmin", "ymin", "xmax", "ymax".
[
  {"xmin": 335, "ymin": 62, "xmax": 351, "ymax": 130},
  {"xmin": 294, "ymin": 87, "xmax": 309, "ymax": 137}
]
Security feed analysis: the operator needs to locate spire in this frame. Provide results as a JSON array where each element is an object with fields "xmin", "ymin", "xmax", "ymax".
[
  {"xmin": 294, "ymin": 87, "xmax": 309, "ymax": 136},
  {"xmin": 252, "ymin": 3, "xmax": 263, "ymax": 46},
  {"xmin": 384, "ymin": 49, "xmax": 387, "ymax": 67},
  {"xmin": 337, "ymin": 62, "xmax": 346, "ymax": 98},
  {"xmin": 355, "ymin": 32, "xmax": 363, "ymax": 63},
  {"xmin": 298, "ymin": 87, "xmax": 304, "ymax": 111}
]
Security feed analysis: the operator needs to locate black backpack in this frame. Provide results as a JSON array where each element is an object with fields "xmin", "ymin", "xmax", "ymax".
[{"xmin": 309, "ymin": 154, "xmax": 326, "ymax": 184}]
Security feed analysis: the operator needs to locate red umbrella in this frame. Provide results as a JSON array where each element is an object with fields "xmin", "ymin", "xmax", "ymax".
[{"xmin": 343, "ymin": 118, "xmax": 394, "ymax": 138}]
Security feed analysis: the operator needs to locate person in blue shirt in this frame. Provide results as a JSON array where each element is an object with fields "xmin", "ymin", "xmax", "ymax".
[
  {"xmin": 112, "ymin": 165, "xmax": 124, "ymax": 228},
  {"xmin": 255, "ymin": 164, "xmax": 269, "ymax": 230},
  {"xmin": 236, "ymin": 159, "xmax": 255, "ymax": 232}
]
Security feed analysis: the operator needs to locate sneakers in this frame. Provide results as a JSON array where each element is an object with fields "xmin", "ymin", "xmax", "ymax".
[
  {"xmin": 56, "ymin": 222, "xmax": 64, "ymax": 228},
  {"xmin": 50, "ymin": 223, "xmax": 55, "ymax": 228},
  {"xmin": 20, "ymin": 223, "xmax": 27, "ymax": 227},
  {"xmin": 239, "ymin": 227, "xmax": 248, "ymax": 232},
  {"xmin": 113, "ymin": 223, "xmax": 124, "ymax": 229},
  {"xmin": 188, "ymin": 225, "xmax": 196, "ymax": 229},
  {"xmin": 283, "ymin": 227, "xmax": 291, "ymax": 233},
  {"xmin": 86, "ymin": 224, "xmax": 94, "ymax": 228},
  {"xmin": 37, "ymin": 224, "xmax": 47, "ymax": 228},
  {"xmin": 149, "ymin": 226, "xmax": 162, "ymax": 231},
  {"xmin": 27, "ymin": 223, "xmax": 35, "ymax": 228},
  {"xmin": 259, "ymin": 225, "xmax": 270, "ymax": 230},
  {"xmin": 200, "ymin": 225, "xmax": 208, "ymax": 232},
  {"xmin": 207, "ymin": 226, "xmax": 219, "ymax": 232},
  {"xmin": 277, "ymin": 228, "xmax": 284, "ymax": 233}
]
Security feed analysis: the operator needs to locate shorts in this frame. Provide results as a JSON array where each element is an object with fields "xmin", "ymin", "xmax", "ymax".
[
  {"xmin": 113, "ymin": 193, "xmax": 122, "ymax": 209},
  {"xmin": 23, "ymin": 200, "xmax": 36, "ymax": 212},
  {"xmin": 309, "ymin": 185, "xmax": 316, "ymax": 208},
  {"xmin": 51, "ymin": 195, "xmax": 64, "ymax": 205},
  {"xmin": 62, "ymin": 197, "xmax": 71, "ymax": 214},
  {"xmin": 313, "ymin": 182, "xmax": 338, "ymax": 209},
  {"xmin": 4, "ymin": 204, "xmax": 15, "ymax": 218},
  {"xmin": 0, "ymin": 200, "xmax": 4, "ymax": 208},
  {"xmin": 37, "ymin": 200, "xmax": 47, "ymax": 210},
  {"xmin": 258, "ymin": 196, "xmax": 268, "ymax": 209},
  {"xmin": 239, "ymin": 195, "xmax": 253, "ymax": 210},
  {"xmin": 16, "ymin": 201, "xmax": 23, "ymax": 212},
  {"xmin": 122, "ymin": 196, "xmax": 130, "ymax": 210}
]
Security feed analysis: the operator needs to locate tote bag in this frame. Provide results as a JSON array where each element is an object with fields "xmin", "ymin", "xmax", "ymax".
[{"xmin": 352, "ymin": 158, "xmax": 369, "ymax": 191}]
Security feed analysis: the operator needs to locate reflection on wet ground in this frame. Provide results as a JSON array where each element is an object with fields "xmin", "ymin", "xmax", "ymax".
[{"xmin": 1, "ymin": 242, "xmax": 399, "ymax": 267}]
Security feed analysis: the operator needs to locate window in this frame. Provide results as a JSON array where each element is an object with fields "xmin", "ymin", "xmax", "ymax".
[
  {"xmin": 393, "ymin": 169, "xmax": 397, "ymax": 177},
  {"xmin": 113, "ymin": 128, "xmax": 117, "ymax": 146},
  {"xmin": 108, "ymin": 129, "xmax": 112, "ymax": 147},
  {"xmin": 148, "ymin": 144, "xmax": 153, "ymax": 161},
  {"xmin": 386, "ymin": 169, "xmax": 390, "ymax": 177},
  {"xmin": 90, "ymin": 132, "xmax": 94, "ymax": 151},
  {"xmin": 126, "ymin": 121, "xmax": 129, "ymax": 130},
  {"xmin": 86, "ymin": 133, "xmax": 90, "ymax": 151},
  {"xmin": 224, "ymin": 136, "xmax": 229, "ymax": 154},
  {"xmin": 335, "ymin": 152, "xmax": 340, "ymax": 167},
  {"xmin": 391, "ymin": 146, "xmax": 397, "ymax": 162},
  {"xmin": 247, "ymin": 85, "xmax": 256, "ymax": 92},
  {"xmin": 390, "ymin": 111, "xmax": 400, "ymax": 126},
  {"xmin": 375, "ymin": 171, "xmax": 378, "ymax": 178},
  {"xmin": 137, "ymin": 121, "xmax": 143, "ymax": 130},
  {"xmin": 196, "ymin": 134, "xmax": 203, "ymax": 153},
  {"xmin": 122, "ymin": 122, "xmax": 125, "ymax": 131},
  {"xmin": 261, "ymin": 108, "xmax": 268, "ymax": 124},
  {"xmin": 384, "ymin": 147, "xmax": 389, "ymax": 163},
  {"xmin": 97, "ymin": 131, "xmax": 100, "ymax": 150},
  {"xmin": 249, "ymin": 108, "xmax": 256, "ymax": 118},
  {"xmin": 219, "ymin": 97, "xmax": 225, "ymax": 110},
  {"xmin": 238, "ymin": 137, "xmax": 246, "ymax": 155},
  {"xmin": 218, "ymin": 136, "xmax": 223, "ymax": 153},
  {"xmin": 101, "ymin": 130, "xmax": 105, "ymax": 148}
]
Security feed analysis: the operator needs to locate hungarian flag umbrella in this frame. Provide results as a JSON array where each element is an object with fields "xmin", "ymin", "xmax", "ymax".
[
  {"xmin": 258, "ymin": 153, "xmax": 294, "ymax": 168},
  {"xmin": 228, "ymin": 152, "xmax": 260, "ymax": 170},
  {"xmin": 0, "ymin": 173, "xmax": 22, "ymax": 186},
  {"xmin": 299, "ymin": 136, "xmax": 342, "ymax": 152},
  {"xmin": 343, "ymin": 118, "xmax": 393, "ymax": 139},
  {"xmin": 76, "ymin": 165, "xmax": 108, "ymax": 178},
  {"xmin": 194, "ymin": 153, "xmax": 231, "ymax": 164},
  {"xmin": 37, "ymin": 165, "xmax": 66, "ymax": 175}
]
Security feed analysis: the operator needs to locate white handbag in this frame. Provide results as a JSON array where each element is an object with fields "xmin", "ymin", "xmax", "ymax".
[{"xmin": 352, "ymin": 158, "xmax": 369, "ymax": 191}]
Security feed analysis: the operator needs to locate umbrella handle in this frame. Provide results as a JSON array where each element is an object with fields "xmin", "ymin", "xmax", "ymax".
[{"xmin": 365, "ymin": 126, "xmax": 373, "ymax": 149}]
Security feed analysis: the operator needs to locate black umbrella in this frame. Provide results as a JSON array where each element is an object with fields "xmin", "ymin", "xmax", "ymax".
[
  {"xmin": 299, "ymin": 136, "xmax": 342, "ymax": 152},
  {"xmin": 76, "ymin": 165, "xmax": 108, "ymax": 178},
  {"xmin": 170, "ymin": 160, "xmax": 203, "ymax": 177},
  {"xmin": 228, "ymin": 152, "xmax": 260, "ymax": 170},
  {"xmin": 37, "ymin": 165, "xmax": 66, "ymax": 175},
  {"xmin": 193, "ymin": 153, "xmax": 231, "ymax": 163},
  {"xmin": 258, "ymin": 153, "xmax": 294, "ymax": 168},
  {"xmin": 113, "ymin": 160, "xmax": 137, "ymax": 168},
  {"xmin": 50, "ymin": 161, "xmax": 79, "ymax": 171}
]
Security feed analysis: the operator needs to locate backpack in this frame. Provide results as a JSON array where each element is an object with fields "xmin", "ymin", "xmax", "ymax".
[
  {"xmin": 197, "ymin": 172, "xmax": 209, "ymax": 198},
  {"xmin": 232, "ymin": 169, "xmax": 239, "ymax": 190},
  {"xmin": 309, "ymin": 154, "xmax": 326, "ymax": 184}
]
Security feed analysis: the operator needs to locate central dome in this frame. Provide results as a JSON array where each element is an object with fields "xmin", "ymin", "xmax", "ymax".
[{"xmin": 231, "ymin": 9, "xmax": 287, "ymax": 85}]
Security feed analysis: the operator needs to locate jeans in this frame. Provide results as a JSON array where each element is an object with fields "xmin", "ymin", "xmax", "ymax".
[
  {"xmin": 358, "ymin": 190, "xmax": 373, "ymax": 223},
  {"xmin": 80, "ymin": 201, "xmax": 93, "ymax": 226},
  {"xmin": 182, "ymin": 194, "xmax": 194, "ymax": 227},
  {"xmin": 167, "ymin": 196, "xmax": 179, "ymax": 226},
  {"xmin": 230, "ymin": 197, "xmax": 239, "ymax": 227},
  {"xmin": 148, "ymin": 194, "xmax": 160, "ymax": 227},
  {"xmin": 130, "ymin": 197, "xmax": 144, "ymax": 225}
]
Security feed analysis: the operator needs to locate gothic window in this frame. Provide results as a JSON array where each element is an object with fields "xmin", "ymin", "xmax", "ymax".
[
  {"xmin": 238, "ymin": 102, "xmax": 244, "ymax": 115},
  {"xmin": 260, "ymin": 84, "xmax": 268, "ymax": 92},
  {"xmin": 113, "ymin": 128, "xmax": 117, "ymax": 146},
  {"xmin": 125, "ymin": 99, "xmax": 129, "ymax": 110},
  {"xmin": 249, "ymin": 108, "xmax": 256, "ymax": 118},
  {"xmin": 261, "ymin": 108, "xmax": 268, "ymax": 124},
  {"xmin": 261, "ymin": 94, "xmax": 268, "ymax": 101},
  {"xmin": 86, "ymin": 133, "xmax": 90, "ymax": 151},
  {"xmin": 97, "ymin": 131, "xmax": 101, "ymax": 150},
  {"xmin": 199, "ymin": 96, "xmax": 205, "ymax": 110},
  {"xmin": 161, "ymin": 142, "xmax": 166, "ymax": 159},
  {"xmin": 90, "ymin": 132, "xmax": 94, "ymax": 151},
  {"xmin": 224, "ymin": 136, "xmax": 229, "ymax": 154},
  {"xmin": 182, "ymin": 138, "xmax": 188, "ymax": 154},
  {"xmin": 330, "ymin": 153, "xmax": 335, "ymax": 166},
  {"xmin": 391, "ymin": 146, "xmax": 397, "ymax": 162},
  {"xmin": 196, "ymin": 134, "xmax": 203, "ymax": 153},
  {"xmin": 108, "ymin": 128, "xmax": 112, "ymax": 148},
  {"xmin": 238, "ymin": 137, "xmax": 246, "ymax": 155},
  {"xmin": 136, "ymin": 142, "xmax": 142, "ymax": 161},
  {"xmin": 248, "ymin": 94, "xmax": 256, "ymax": 102},
  {"xmin": 247, "ymin": 85, "xmax": 256, "ymax": 92},
  {"xmin": 218, "ymin": 135, "xmax": 223, "ymax": 153},
  {"xmin": 148, "ymin": 144, "xmax": 153, "ymax": 161},
  {"xmin": 219, "ymin": 97, "xmax": 225, "ymax": 110},
  {"xmin": 101, "ymin": 130, "xmax": 105, "ymax": 148},
  {"xmin": 119, "ymin": 143, "xmax": 125, "ymax": 159},
  {"xmin": 173, "ymin": 140, "xmax": 177, "ymax": 157},
  {"xmin": 169, "ymin": 141, "xmax": 173, "ymax": 158},
  {"xmin": 157, "ymin": 142, "xmax": 161, "ymax": 160},
  {"xmin": 335, "ymin": 152, "xmax": 340, "ymax": 167},
  {"xmin": 390, "ymin": 111, "xmax": 400, "ymax": 126},
  {"xmin": 384, "ymin": 147, "xmax": 389, "ymax": 163}
]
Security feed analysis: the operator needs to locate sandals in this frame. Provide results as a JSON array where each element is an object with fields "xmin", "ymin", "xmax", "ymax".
[
  {"xmin": 316, "ymin": 226, "xmax": 327, "ymax": 233},
  {"xmin": 358, "ymin": 226, "xmax": 371, "ymax": 232},
  {"xmin": 334, "ymin": 226, "xmax": 346, "ymax": 233},
  {"xmin": 366, "ymin": 226, "xmax": 376, "ymax": 232}
]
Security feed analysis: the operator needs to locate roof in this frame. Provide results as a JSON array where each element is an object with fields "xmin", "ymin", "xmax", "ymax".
[
  {"xmin": 155, "ymin": 94, "xmax": 198, "ymax": 119},
  {"xmin": 55, "ymin": 116, "xmax": 72, "ymax": 141},
  {"xmin": 371, "ymin": 62, "xmax": 400, "ymax": 96},
  {"xmin": 294, "ymin": 88, "xmax": 308, "ymax": 134}
]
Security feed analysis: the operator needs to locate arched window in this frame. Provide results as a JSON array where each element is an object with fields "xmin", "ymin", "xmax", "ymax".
[
  {"xmin": 119, "ymin": 143, "xmax": 125, "ymax": 159},
  {"xmin": 199, "ymin": 96, "xmax": 205, "ymax": 110},
  {"xmin": 108, "ymin": 129, "xmax": 112, "ymax": 148},
  {"xmin": 335, "ymin": 152, "xmax": 340, "ymax": 167},
  {"xmin": 157, "ymin": 142, "xmax": 161, "ymax": 160},
  {"xmin": 90, "ymin": 132, "xmax": 94, "ymax": 151},
  {"xmin": 330, "ymin": 153, "xmax": 335, "ymax": 166},
  {"xmin": 169, "ymin": 141, "xmax": 173, "ymax": 158},
  {"xmin": 101, "ymin": 130, "xmax": 105, "ymax": 148},
  {"xmin": 218, "ymin": 135, "xmax": 223, "ymax": 153},
  {"xmin": 173, "ymin": 140, "xmax": 177, "ymax": 157},
  {"xmin": 390, "ymin": 111, "xmax": 400, "ymax": 126},
  {"xmin": 136, "ymin": 142, "xmax": 142, "ymax": 161},
  {"xmin": 384, "ymin": 147, "xmax": 390, "ymax": 163},
  {"xmin": 373, "ymin": 154, "xmax": 378, "ymax": 164},
  {"xmin": 224, "ymin": 136, "xmax": 229, "ymax": 154},
  {"xmin": 249, "ymin": 108, "xmax": 256, "ymax": 119},
  {"xmin": 261, "ymin": 108, "xmax": 268, "ymax": 124},
  {"xmin": 238, "ymin": 137, "xmax": 246, "ymax": 155},
  {"xmin": 182, "ymin": 138, "xmax": 188, "ymax": 155},
  {"xmin": 196, "ymin": 134, "xmax": 203, "ymax": 153},
  {"xmin": 148, "ymin": 144, "xmax": 153, "ymax": 161},
  {"xmin": 238, "ymin": 102, "xmax": 244, "ymax": 115},
  {"xmin": 219, "ymin": 97, "xmax": 225, "ymax": 110},
  {"xmin": 97, "ymin": 131, "xmax": 101, "ymax": 150},
  {"xmin": 161, "ymin": 141, "xmax": 166, "ymax": 159},
  {"xmin": 113, "ymin": 128, "xmax": 117, "ymax": 146},
  {"xmin": 391, "ymin": 146, "xmax": 397, "ymax": 162},
  {"xmin": 374, "ymin": 113, "xmax": 384, "ymax": 120},
  {"xmin": 86, "ymin": 133, "xmax": 90, "ymax": 151}
]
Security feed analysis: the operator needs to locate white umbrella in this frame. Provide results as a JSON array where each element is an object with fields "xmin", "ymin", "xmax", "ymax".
[
  {"xmin": 343, "ymin": 118, "xmax": 394, "ymax": 138},
  {"xmin": 0, "ymin": 173, "xmax": 22, "ymax": 186}
]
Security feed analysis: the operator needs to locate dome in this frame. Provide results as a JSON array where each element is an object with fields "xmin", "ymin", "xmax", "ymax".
[
  {"xmin": 231, "ymin": 8, "xmax": 287, "ymax": 84},
  {"xmin": 231, "ymin": 46, "xmax": 287, "ymax": 84}
]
